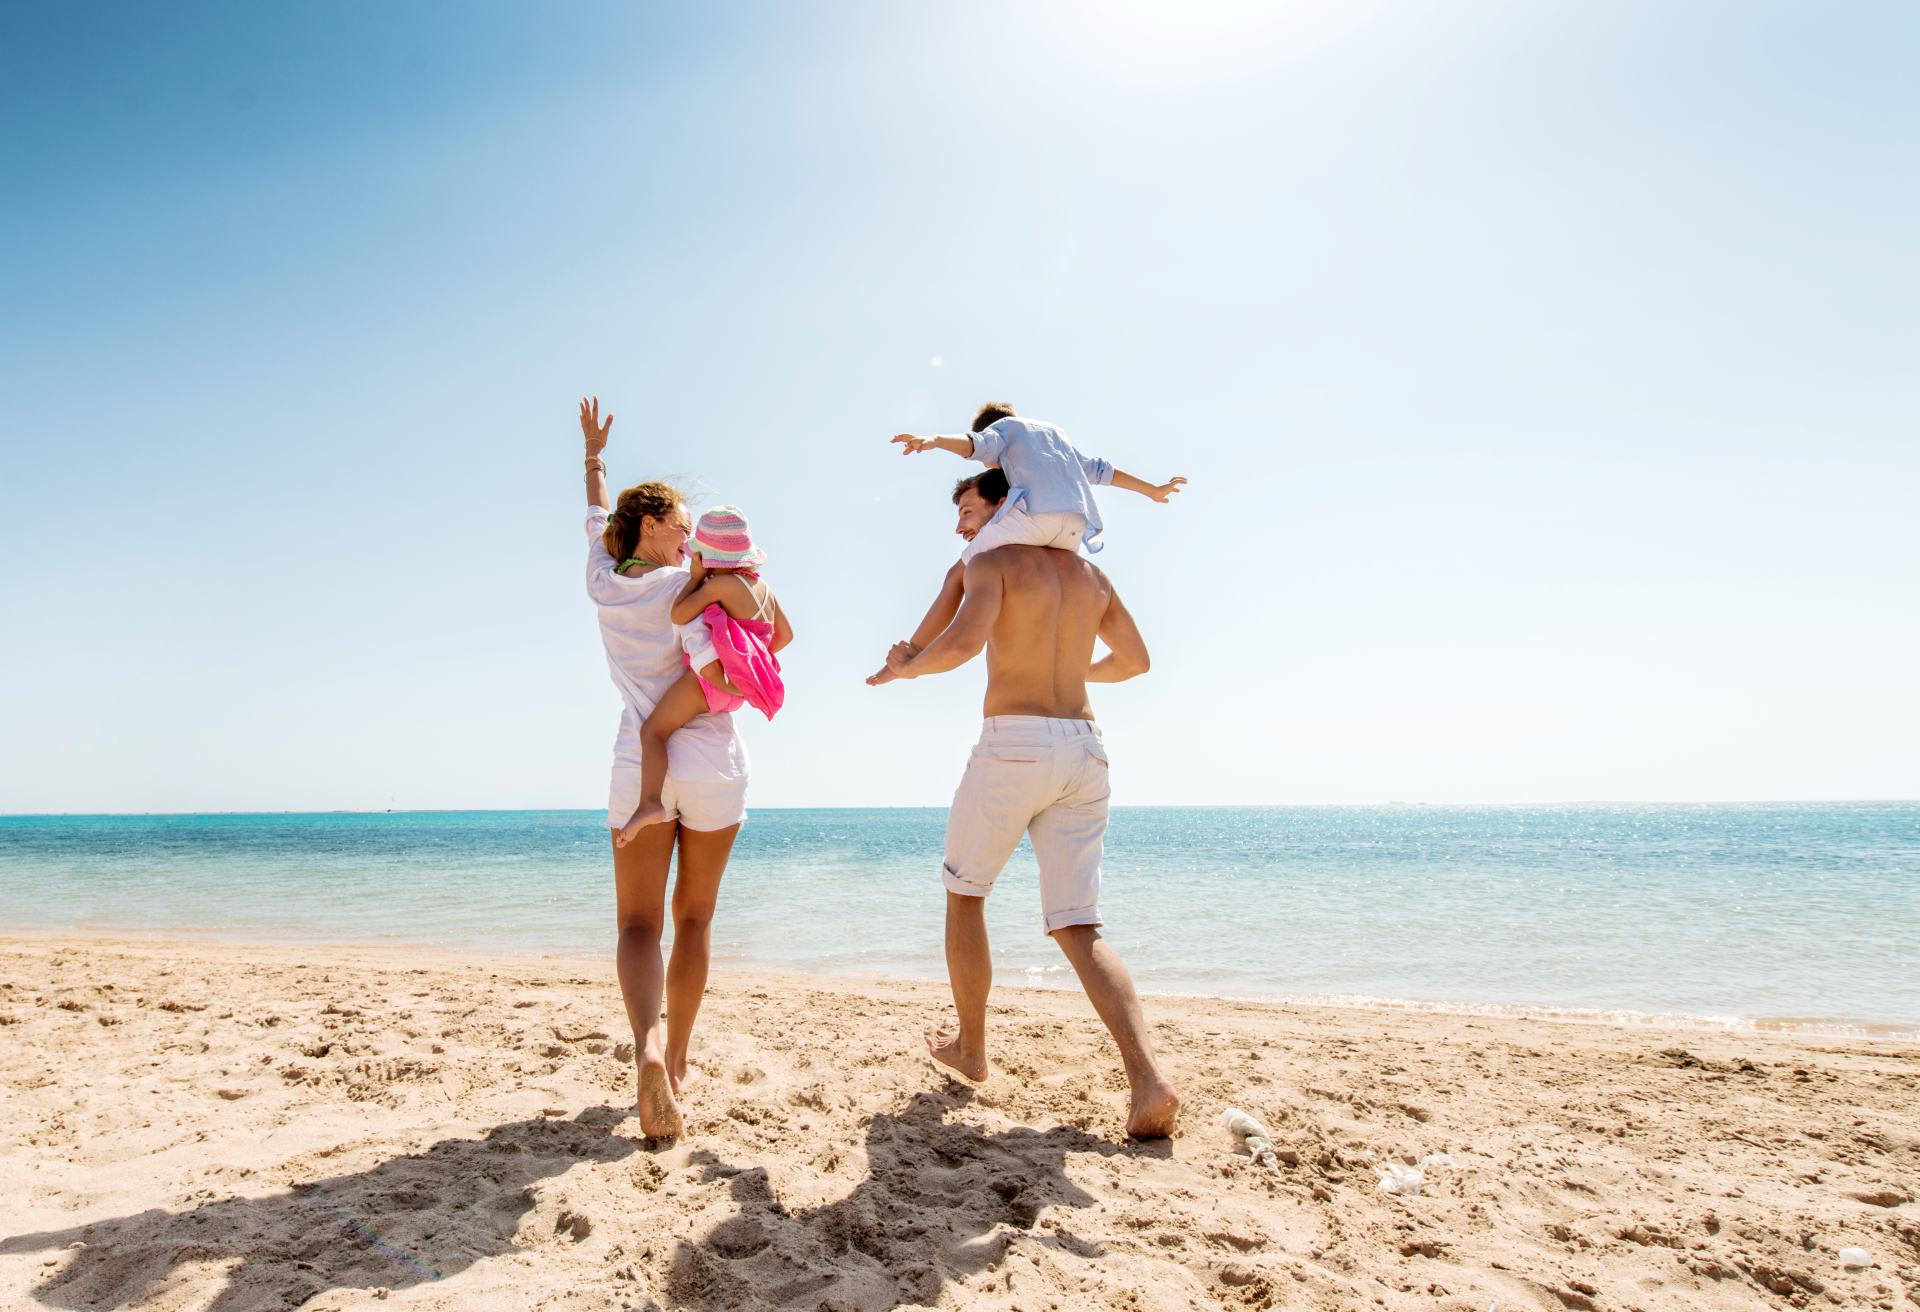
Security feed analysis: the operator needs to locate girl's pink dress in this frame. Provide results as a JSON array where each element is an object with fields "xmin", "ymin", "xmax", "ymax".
[{"xmin": 690, "ymin": 603, "xmax": 784, "ymax": 718}]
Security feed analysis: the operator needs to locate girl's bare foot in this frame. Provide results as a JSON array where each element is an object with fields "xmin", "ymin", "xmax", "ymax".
[
  {"xmin": 615, "ymin": 801, "xmax": 670, "ymax": 848},
  {"xmin": 636, "ymin": 1057, "xmax": 683, "ymax": 1139},
  {"xmin": 1126, "ymin": 1077, "xmax": 1180, "ymax": 1139},
  {"xmin": 924, "ymin": 1028, "xmax": 988, "ymax": 1082}
]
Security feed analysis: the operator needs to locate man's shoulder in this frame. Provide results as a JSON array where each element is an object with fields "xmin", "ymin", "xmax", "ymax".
[{"xmin": 972, "ymin": 544, "xmax": 1105, "ymax": 584}]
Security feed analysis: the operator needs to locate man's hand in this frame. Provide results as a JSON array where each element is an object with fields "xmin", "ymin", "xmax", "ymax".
[
  {"xmin": 867, "ymin": 639, "xmax": 921, "ymax": 685},
  {"xmin": 891, "ymin": 434, "xmax": 937, "ymax": 455},
  {"xmin": 580, "ymin": 396, "xmax": 612, "ymax": 456},
  {"xmin": 1147, "ymin": 476, "xmax": 1188, "ymax": 504}
]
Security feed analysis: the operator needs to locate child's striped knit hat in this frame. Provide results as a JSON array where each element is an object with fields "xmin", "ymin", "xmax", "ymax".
[{"xmin": 691, "ymin": 505, "xmax": 767, "ymax": 568}]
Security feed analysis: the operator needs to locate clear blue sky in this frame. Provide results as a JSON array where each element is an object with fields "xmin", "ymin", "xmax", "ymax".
[{"xmin": 3, "ymin": 1, "xmax": 1916, "ymax": 811}]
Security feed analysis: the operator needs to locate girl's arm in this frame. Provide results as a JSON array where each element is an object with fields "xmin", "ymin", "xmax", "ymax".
[
  {"xmin": 769, "ymin": 595, "xmax": 794, "ymax": 654},
  {"xmin": 670, "ymin": 572, "xmax": 762, "ymax": 626},
  {"xmin": 890, "ymin": 433, "xmax": 975, "ymax": 458},
  {"xmin": 1108, "ymin": 468, "xmax": 1188, "ymax": 504},
  {"xmin": 580, "ymin": 396, "xmax": 612, "ymax": 509}
]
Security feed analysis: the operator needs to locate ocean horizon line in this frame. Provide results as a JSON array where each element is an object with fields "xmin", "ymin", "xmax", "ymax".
[{"xmin": 4, "ymin": 797, "xmax": 1916, "ymax": 819}]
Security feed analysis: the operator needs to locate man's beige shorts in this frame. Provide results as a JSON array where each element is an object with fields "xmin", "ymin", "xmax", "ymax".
[{"xmin": 943, "ymin": 716, "xmax": 1110, "ymax": 934}]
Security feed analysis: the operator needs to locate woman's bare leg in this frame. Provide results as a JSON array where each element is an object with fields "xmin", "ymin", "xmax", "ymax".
[
  {"xmin": 664, "ymin": 821, "xmax": 740, "ymax": 1095},
  {"xmin": 613, "ymin": 820, "xmax": 682, "ymax": 1137},
  {"xmin": 617, "ymin": 673, "xmax": 714, "ymax": 845}
]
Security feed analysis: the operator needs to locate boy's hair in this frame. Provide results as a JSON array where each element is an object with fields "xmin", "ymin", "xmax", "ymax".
[
  {"xmin": 971, "ymin": 401, "xmax": 1016, "ymax": 432},
  {"xmin": 953, "ymin": 468, "xmax": 1010, "ymax": 506},
  {"xmin": 602, "ymin": 480, "xmax": 684, "ymax": 561}
]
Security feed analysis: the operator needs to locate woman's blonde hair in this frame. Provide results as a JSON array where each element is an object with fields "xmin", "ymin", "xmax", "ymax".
[{"xmin": 602, "ymin": 480, "xmax": 685, "ymax": 562}]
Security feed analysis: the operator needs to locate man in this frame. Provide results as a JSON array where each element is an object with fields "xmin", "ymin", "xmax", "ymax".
[{"xmin": 871, "ymin": 468, "xmax": 1180, "ymax": 1138}]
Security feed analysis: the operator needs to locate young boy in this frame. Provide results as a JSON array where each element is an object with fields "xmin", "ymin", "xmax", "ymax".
[
  {"xmin": 890, "ymin": 402, "xmax": 1186, "ymax": 560},
  {"xmin": 873, "ymin": 402, "xmax": 1186, "ymax": 684}
]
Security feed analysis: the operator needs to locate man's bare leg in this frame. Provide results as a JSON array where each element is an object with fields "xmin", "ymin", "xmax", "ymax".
[
  {"xmin": 1053, "ymin": 925, "xmax": 1180, "ymax": 1137},
  {"xmin": 927, "ymin": 890, "xmax": 991, "ymax": 1081}
]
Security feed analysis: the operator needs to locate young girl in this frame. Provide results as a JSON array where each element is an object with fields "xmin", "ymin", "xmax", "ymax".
[{"xmin": 616, "ymin": 505, "xmax": 791, "ymax": 847}]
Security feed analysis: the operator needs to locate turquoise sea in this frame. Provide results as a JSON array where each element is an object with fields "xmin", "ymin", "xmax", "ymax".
[{"xmin": 1, "ymin": 804, "xmax": 1915, "ymax": 1037}]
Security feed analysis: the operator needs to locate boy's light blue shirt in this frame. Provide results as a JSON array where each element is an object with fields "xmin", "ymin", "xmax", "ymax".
[{"xmin": 968, "ymin": 416, "xmax": 1115, "ymax": 552}]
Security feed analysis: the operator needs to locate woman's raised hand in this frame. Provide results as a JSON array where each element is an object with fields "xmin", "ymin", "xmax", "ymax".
[{"xmin": 580, "ymin": 396, "xmax": 613, "ymax": 456}]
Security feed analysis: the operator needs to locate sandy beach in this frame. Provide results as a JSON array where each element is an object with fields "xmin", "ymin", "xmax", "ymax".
[{"xmin": 2, "ymin": 936, "xmax": 1915, "ymax": 1311}]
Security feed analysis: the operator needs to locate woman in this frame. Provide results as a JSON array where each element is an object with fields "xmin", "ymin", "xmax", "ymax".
[{"xmin": 578, "ymin": 395, "xmax": 751, "ymax": 1138}]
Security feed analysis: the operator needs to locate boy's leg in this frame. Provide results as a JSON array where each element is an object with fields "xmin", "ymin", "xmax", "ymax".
[{"xmin": 617, "ymin": 672, "xmax": 715, "ymax": 847}]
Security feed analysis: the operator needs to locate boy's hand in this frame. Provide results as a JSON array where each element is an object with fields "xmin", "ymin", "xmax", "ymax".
[
  {"xmin": 579, "ymin": 396, "xmax": 612, "ymax": 456},
  {"xmin": 891, "ymin": 434, "xmax": 936, "ymax": 455},
  {"xmin": 1148, "ymin": 476, "xmax": 1188, "ymax": 504}
]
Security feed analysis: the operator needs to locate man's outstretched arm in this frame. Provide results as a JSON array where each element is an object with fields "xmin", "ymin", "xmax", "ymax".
[
  {"xmin": 1088, "ymin": 583, "xmax": 1151, "ymax": 682},
  {"xmin": 866, "ymin": 562, "xmax": 966, "ymax": 685},
  {"xmin": 889, "ymin": 558, "xmax": 1004, "ymax": 679}
]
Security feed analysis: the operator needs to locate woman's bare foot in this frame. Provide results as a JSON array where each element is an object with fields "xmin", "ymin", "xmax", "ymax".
[
  {"xmin": 925, "ymin": 1028, "xmax": 988, "ymax": 1082},
  {"xmin": 636, "ymin": 1057, "xmax": 683, "ymax": 1139},
  {"xmin": 668, "ymin": 1060, "xmax": 701, "ymax": 1097},
  {"xmin": 1125, "ymin": 1077, "xmax": 1180, "ymax": 1139},
  {"xmin": 615, "ymin": 801, "xmax": 670, "ymax": 848}
]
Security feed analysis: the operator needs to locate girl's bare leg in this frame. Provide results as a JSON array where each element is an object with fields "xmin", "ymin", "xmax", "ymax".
[
  {"xmin": 612, "ymin": 820, "xmax": 682, "ymax": 1137},
  {"xmin": 617, "ymin": 672, "xmax": 715, "ymax": 846},
  {"xmin": 664, "ymin": 821, "xmax": 740, "ymax": 1095}
]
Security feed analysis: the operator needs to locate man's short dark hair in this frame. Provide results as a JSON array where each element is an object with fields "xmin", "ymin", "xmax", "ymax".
[
  {"xmin": 971, "ymin": 401, "xmax": 1016, "ymax": 433},
  {"xmin": 953, "ymin": 468, "xmax": 1010, "ymax": 506}
]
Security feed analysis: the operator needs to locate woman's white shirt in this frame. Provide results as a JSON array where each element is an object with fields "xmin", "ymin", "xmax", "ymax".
[{"xmin": 585, "ymin": 507, "xmax": 748, "ymax": 781}]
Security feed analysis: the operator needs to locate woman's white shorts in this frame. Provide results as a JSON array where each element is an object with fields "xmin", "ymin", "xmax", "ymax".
[{"xmin": 607, "ymin": 768, "xmax": 748, "ymax": 832}]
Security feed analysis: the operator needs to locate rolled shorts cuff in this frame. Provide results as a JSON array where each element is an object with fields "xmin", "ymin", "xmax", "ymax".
[
  {"xmin": 941, "ymin": 863, "xmax": 993, "ymax": 898},
  {"xmin": 1042, "ymin": 903, "xmax": 1103, "ymax": 935}
]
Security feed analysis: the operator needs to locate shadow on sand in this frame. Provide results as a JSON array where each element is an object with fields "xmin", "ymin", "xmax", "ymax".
[
  {"xmin": 1, "ymin": 1107, "xmax": 640, "ymax": 1311},
  {"xmin": 666, "ymin": 1084, "xmax": 1167, "ymax": 1310}
]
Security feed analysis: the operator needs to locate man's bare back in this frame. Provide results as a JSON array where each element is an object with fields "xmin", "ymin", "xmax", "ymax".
[{"xmin": 952, "ymin": 545, "xmax": 1150, "ymax": 720}]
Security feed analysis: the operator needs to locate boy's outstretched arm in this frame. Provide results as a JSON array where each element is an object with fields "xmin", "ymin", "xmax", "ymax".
[
  {"xmin": 1108, "ymin": 469, "xmax": 1189, "ymax": 504},
  {"xmin": 866, "ymin": 561, "xmax": 965, "ymax": 685},
  {"xmin": 890, "ymin": 432, "xmax": 976, "ymax": 458}
]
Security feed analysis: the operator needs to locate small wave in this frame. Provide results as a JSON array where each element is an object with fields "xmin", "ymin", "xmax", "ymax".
[{"xmin": 1134, "ymin": 986, "xmax": 1920, "ymax": 1043}]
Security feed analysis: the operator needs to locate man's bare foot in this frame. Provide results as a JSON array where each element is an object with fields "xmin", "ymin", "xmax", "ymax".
[
  {"xmin": 925, "ymin": 1028, "xmax": 988, "ymax": 1082},
  {"xmin": 615, "ymin": 801, "xmax": 670, "ymax": 848},
  {"xmin": 1126, "ymin": 1077, "xmax": 1180, "ymax": 1139},
  {"xmin": 636, "ymin": 1058, "xmax": 683, "ymax": 1139}
]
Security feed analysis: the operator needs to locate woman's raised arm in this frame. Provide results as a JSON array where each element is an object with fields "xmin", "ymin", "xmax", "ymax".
[{"xmin": 580, "ymin": 395, "xmax": 612, "ymax": 510}]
